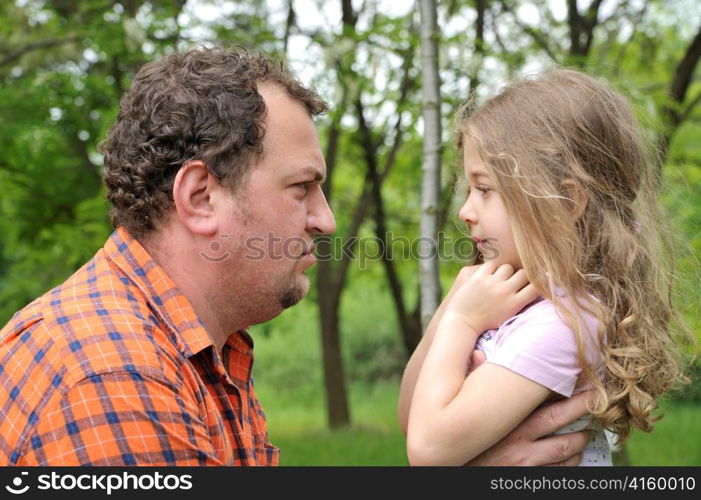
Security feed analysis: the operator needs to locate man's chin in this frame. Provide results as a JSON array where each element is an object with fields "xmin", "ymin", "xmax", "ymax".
[{"xmin": 279, "ymin": 276, "xmax": 310, "ymax": 309}]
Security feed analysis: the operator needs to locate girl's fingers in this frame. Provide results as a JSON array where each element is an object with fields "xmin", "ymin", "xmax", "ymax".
[
  {"xmin": 456, "ymin": 264, "xmax": 481, "ymax": 284},
  {"xmin": 516, "ymin": 283, "xmax": 539, "ymax": 304},
  {"xmin": 507, "ymin": 268, "xmax": 530, "ymax": 291},
  {"xmin": 493, "ymin": 263, "xmax": 514, "ymax": 280},
  {"xmin": 475, "ymin": 260, "xmax": 497, "ymax": 277}
]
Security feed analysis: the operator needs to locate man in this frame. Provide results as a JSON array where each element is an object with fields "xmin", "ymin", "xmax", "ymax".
[{"xmin": 0, "ymin": 47, "xmax": 590, "ymax": 465}]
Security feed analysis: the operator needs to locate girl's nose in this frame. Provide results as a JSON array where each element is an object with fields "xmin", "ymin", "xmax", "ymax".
[{"xmin": 459, "ymin": 198, "xmax": 477, "ymax": 226}]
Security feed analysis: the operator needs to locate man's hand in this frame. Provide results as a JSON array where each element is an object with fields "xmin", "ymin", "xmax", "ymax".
[
  {"xmin": 467, "ymin": 349, "xmax": 486, "ymax": 376},
  {"xmin": 465, "ymin": 391, "xmax": 593, "ymax": 466}
]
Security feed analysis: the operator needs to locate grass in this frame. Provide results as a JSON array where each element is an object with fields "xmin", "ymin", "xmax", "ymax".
[
  {"xmin": 255, "ymin": 379, "xmax": 701, "ymax": 466},
  {"xmin": 256, "ymin": 380, "xmax": 408, "ymax": 466},
  {"xmin": 627, "ymin": 401, "xmax": 701, "ymax": 465}
]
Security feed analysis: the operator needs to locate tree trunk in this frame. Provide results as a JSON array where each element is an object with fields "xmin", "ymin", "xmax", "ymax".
[
  {"xmin": 316, "ymin": 83, "xmax": 351, "ymax": 428},
  {"xmin": 567, "ymin": 0, "xmax": 603, "ymax": 65},
  {"xmin": 283, "ymin": 0, "xmax": 296, "ymax": 57},
  {"xmin": 356, "ymin": 95, "xmax": 423, "ymax": 356},
  {"xmin": 312, "ymin": 0, "xmax": 362, "ymax": 429},
  {"xmin": 351, "ymin": 39, "xmax": 421, "ymax": 354},
  {"xmin": 418, "ymin": 0, "xmax": 442, "ymax": 331},
  {"xmin": 469, "ymin": 0, "xmax": 486, "ymax": 96},
  {"xmin": 658, "ymin": 24, "xmax": 701, "ymax": 165},
  {"xmin": 0, "ymin": 36, "xmax": 79, "ymax": 67},
  {"xmin": 317, "ymin": 257, "xmax": 350, "ymax": 428}
]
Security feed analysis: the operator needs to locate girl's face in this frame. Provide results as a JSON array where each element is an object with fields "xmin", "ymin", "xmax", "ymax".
[{"xmin": 459, "ymin": 136, "xmax": 522, "ymax": 270}]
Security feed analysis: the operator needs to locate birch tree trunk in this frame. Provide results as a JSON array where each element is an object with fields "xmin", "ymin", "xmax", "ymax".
[{"xmin": 418, "ymin": 0, "xmax": 442, "ymax": 331}]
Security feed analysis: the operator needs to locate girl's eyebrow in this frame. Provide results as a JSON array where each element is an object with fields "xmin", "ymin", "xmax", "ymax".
[{"xmin": 469, "ymin": 170, "xmax": 490, "ymax": 179}]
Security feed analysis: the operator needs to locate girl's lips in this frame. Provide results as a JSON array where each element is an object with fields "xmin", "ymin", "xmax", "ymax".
[{"xmin": 472, "ymin": 237, "xmax": 495, "ymax": 245}]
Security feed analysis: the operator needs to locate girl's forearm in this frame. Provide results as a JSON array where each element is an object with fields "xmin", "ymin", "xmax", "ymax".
[
  {"xmin": 399, "ymin": 267, "xmax": 482, "ymax": 426},
  {"xmin": 407, "ymin": 314, "xmax": 481, "ymax": 461},
  {"xmin": 398, "ymin": 284, "xmax": 462, "ymax": 434},
  {"xmin": 412, "ymin": 313, "xmax": 479, "ymax": 408}
]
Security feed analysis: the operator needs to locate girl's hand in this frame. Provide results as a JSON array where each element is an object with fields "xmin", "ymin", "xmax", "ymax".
[
  {"xmin": 443, "ymin": 261, "xmax": 539, "ymax": 336},
  {"xmin": 441, "ymin": 264, "xmax": 481, "ymax": 309},
  {"xmin": 452, "ymin": 264, "xmax": 481, "ymax": 288}
]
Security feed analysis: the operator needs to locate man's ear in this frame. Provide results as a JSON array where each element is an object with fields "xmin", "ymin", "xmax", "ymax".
[
  {"xmin": 172, "ymin": 160, "xmax": 219, "ymax": 236},
  {"xmin": 561, "ymin": 178, "xmax": 588, "ymax": 220}
]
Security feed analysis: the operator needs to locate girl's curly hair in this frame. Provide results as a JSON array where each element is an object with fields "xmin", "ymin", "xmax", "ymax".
[
  {"xmin": 455, "ymin": 68, "xmax": 695, "ymax": 444},
  {"xmin": 100, "ymin": 46, "xmax": 327, "ymax": 237}
]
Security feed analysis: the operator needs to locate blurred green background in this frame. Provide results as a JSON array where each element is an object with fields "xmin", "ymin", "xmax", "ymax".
[{"xmin": 1, "ymin": 0, "xmax": 699, "ymax": 465}]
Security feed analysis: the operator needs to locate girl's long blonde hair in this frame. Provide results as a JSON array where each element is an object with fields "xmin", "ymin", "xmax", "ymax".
[{"xmin": 456, "ymin": 68, "xmax": 693, "ymax": 443}]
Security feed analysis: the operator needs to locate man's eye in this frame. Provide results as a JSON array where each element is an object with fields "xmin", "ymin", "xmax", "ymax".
[{"xmin": 294, "ymin": 181, "xmax": 312, "ymax": 192}]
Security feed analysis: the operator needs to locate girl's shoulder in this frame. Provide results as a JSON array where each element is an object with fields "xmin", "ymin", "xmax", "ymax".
[
  {"xmin": 493, "ymin": 294, "xmax": 603, "ymax": 365},
  {"xmin": 479, "ymin": 295, "xmax": 605, "ymax": 396},
  {"xmin": 504, "ymin": 293, "xmax": 600, "ymax": 338}
]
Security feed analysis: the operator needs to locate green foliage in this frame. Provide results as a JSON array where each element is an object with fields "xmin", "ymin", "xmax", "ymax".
[
  {"xmin": 250, "ymin": 276, "xmax": 407, "ymax": 392},
  {"xmin": 662, "ymin": 127, "xmax": 701, "ymax": 384},
  {"xmin": 664, "ymin": 163, "xmax": 701, "ymax": 342},
  {"xmin": 0, "ymin": 189, "xmax": 111, "ymax": 322}
]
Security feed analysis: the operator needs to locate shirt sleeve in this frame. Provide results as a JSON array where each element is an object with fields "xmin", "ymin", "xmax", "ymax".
[
  {"xmin": 18, "ymin": 370, "xmax": 223, "ymax": 466},
  {"xmin": 485, "ymin": 301, "xmax": 599, "ymax": 397}
]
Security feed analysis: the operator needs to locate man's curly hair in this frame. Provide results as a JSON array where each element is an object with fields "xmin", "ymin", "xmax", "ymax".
[{"xmin": 100, "ymin": 46, "xmax": 328, "ymax": 238}]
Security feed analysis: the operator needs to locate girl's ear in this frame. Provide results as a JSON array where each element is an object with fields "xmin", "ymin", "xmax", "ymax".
[{"xmin": 561, "ymin": 178, "xmax": 588, "ymax": 220}]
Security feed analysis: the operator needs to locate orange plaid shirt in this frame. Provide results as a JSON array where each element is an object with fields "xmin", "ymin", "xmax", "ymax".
[{"xmin": 0, "ymin": 227, "xmax": 279, "ymax": 466}]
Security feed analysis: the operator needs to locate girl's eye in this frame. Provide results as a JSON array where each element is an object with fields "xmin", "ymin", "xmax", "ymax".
[{"xmin": 464, "ymin": 184, "xmax": 492, "ymax": 199}]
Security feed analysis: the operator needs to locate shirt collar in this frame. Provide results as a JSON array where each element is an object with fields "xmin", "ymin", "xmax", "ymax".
[{"xmin": 104, "ymin": 226, "xmax": 216, "ymax": 358}]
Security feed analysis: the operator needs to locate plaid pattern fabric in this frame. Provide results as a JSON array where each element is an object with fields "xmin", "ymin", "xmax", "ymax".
[{"xmin": 0, "ymin": 227, "xmax": 278, "ymax": 466}]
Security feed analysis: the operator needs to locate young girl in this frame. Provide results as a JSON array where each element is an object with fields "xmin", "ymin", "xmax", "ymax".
[{"xmin": 399, "ymin": 69, "xmax": 691, "ymax": 466}]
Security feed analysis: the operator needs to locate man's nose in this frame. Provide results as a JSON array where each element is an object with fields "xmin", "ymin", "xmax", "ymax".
[{"xmin": 308, "ymin": 190, "xmax": 336, "ymax": 235}]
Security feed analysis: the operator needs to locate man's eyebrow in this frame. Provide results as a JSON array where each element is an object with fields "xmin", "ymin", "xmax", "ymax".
[{"xmin": 292, "ymin": 166, "xmax": 326, "ymax": 183}]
